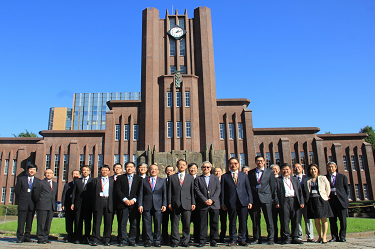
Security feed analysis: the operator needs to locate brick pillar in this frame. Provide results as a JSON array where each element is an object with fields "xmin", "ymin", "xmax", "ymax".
[
  {"xmin": 280, "ymin": 137, "xmax": 291, "ymax": 166},
  {"xmin": 363, "ymin": 142, "xmax": 374, "ymax": 199}
]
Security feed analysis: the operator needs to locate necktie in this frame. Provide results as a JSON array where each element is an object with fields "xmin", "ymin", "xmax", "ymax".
[
  {"xmin": 128, "ymin": 175, "xmax": 133, "ymax": 194},
  {"xmin": 83, "ymin": 178, "xmax": 86, "ymax": 188},
  {"xmin": 151, "ymin": 177, "xmax": 155, "ymax": 191},
  {"xmin": 233, "ymin": 172, "xmax": 237, "ymax": 185},
  {"xmin": 179, "ymin": 174, "xmax": 183, "ymax": 186},
  {"xmin": 49, "ymin": 180, "xmax": 53, "ymax": 190},
  {"xmin": 29, "ymin": 178, "xmax": 33, "ymax": 188},
  {"xmin": 332, "ymin": 175, "xmax": 336, "ymax": 185}
]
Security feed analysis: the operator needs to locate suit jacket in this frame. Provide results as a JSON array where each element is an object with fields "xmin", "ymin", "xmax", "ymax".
[
  {"xmin": 32, "ymin": 178, "xmax": 58, "ymax": 211},
  {"xmin": 71, "ymin": 176, "xmax": 94, "ymax": 211},
  {"xmin": 92, "ymin": 176, "xmax": 114, "ymax": 212},
  {"xmin": 114, "ymin": 173, "xmax": 142, "ymax": 209},
  {"xmin": 220, "ymin": 171, "xmax": 253, "ymax": 209},
  {"xmin": 195, "ymin": 174, "xmax": 221, "ymax": 210},
  {"xmin": 274, "ymin": 176, "xmax": 304, "ymax": 207},
  {"xmin": 304, "ymin": 175, "xmax": 331, "ymax": 202},
  {"xmin": 138, "ymin": 176, "xmax": 167, "ymax": 211},
  {"xmin": 325, "ymin": 173, "xmax": 349, "ymax": 209},
  {"xmin": 294, "ymin": 174, "xmax": 310, "ymax": 202},
  {"xmin": 168, "ymin": 173, "xmax": 196, "ymax": 210},
  {"xmin": 61, "ymin": 181, "xmax": 74, "ymax": 208},
  {"xmin": 15, "ymin": 176, "xmax": 40, "ymax": 211},
  {"xmin": 249, "ymin": 167, "xmax": 275, "ymax": 204}
]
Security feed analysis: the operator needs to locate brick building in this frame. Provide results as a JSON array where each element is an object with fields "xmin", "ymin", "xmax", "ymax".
[{"xmin": 0, "ymin": 6, "xmax": 374, "ymax": 204}]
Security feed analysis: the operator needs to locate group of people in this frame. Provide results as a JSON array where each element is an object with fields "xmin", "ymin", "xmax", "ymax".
[{"xmin": 15, "ymin": 156, "xmax": 349, "ymax": 247}]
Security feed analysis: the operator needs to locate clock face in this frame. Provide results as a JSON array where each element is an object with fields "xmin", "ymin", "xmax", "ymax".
[{"xmin": 168, "ymin": 26, "xmax": 186, "ymax": 40}]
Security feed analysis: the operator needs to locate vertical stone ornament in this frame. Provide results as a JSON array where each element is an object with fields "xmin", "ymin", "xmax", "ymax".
[{"xmin": 174, "ymin": 71, "xmax": 182, "ymax": 88}]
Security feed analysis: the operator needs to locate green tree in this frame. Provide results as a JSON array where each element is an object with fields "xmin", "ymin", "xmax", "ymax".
[
  {"xmin": 360, "ymin": 126, "xmax": 375, "ymax": 151},
  {"xmin": 13, "ymin": 130, "xmax": 38, "ymax": 137}
]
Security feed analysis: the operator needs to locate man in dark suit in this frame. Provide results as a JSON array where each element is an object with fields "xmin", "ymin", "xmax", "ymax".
[
  {"xmin": 115, "ymin": 161, "xmax": 142, "ymax": 247},
  {"xmin": 168, "ymin": 159, "xmax": 196, "ymax": 247},
  {"xmin": 15, "ymin": 164, "xmax": 40, "ymax": 243},
  {"xmin": 270, "ymin": 164, "xmax": 281, "ymax": 244},
  {"xmin": 71, "ymin": 165, "xmax": 94, "ymax": 244},
  {"xmin": 326, "ymin": 162, "xmax": 349, "ymax": 242},
  {"xmin": 293, "ymin": 163, "xmax": 314, "ymax": 242},
  {"xmin": 111, "ymin": 163, "xmax": 124, "ymax": 245},
  {"xmin": 136, "ymin": 162, "xmax": 148, "ymax": 244},
  {"xmin": 275, "ymin": 163, "xmax": 304, "ymax": 244},
  {"xmin": 248, "ymin": 155, "xmax": 275, "ymax": 245},
  {"xmin": 61, "ymin": 170, "xmax": 80, "ymax": 243},
  {"xmin": 162, "ymin": 165, "xmax": 175, "ymax": 245},
  {"xmin": 214, "ymin": 167, "xmax": 227, "ymax": 243},
  {"xmin": 32, "ymin": 169, "xmax": 58, "ymax": 244},
  {"xmin": 195, "ymin": 161, "xmax": 221, "ymax": 247},
  {"xmin": 221, "ymin": 157, "xmax": 253, "ymax": 246},
  {"xmin": 91, "ymin": 165, "xmax": 114, "ymax": 246},
  {"xmin": 188, "ymin": 163, "xmax": 200, "ymax": 244},
  {"xmin": 138, "ymin": 164, "xmax": 167, "ymax": 247}
]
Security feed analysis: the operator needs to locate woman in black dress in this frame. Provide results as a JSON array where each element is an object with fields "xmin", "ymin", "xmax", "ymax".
[{"xmin": 304, "ymin": 164, "xmax": 333, "ymax": 244}]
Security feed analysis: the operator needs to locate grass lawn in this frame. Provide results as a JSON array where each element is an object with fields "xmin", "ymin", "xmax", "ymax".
[{"xmin": 0, "ymin": 216, "xmax": 373, "ymax": 238}]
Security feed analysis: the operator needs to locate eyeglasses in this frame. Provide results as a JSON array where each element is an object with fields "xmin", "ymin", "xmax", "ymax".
[{"xmin": 202, "ymin": 166, "xmax": 211, "ymax": 169}]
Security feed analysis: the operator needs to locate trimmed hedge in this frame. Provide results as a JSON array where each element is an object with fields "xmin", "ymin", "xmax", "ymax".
[
  {"xmin": 0, "ymin": 205, "xmax": 18, "ymax": 216},
  {"xmin": 348, "ymin": 200, "xmax": 375, "ymax": 214}
]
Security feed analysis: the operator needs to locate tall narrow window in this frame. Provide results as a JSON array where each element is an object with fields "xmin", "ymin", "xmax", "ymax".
[
  {"xmin": 169, "ymin": 17, "xmax": 176, "ymax": 28},
  {"xmin": 63, "ymin": 155, "xmax": 69, "ymax": 181},
  {"xmin": 239, "ymin": 153, "xmax": 245, "ymax": 167},
  {"xmin": 89, "ymin": 154, "xmax": 94, "ymax": 167},
  {"xmin": 80, "ymin": 155, "xmax": 85, "ymax": 170},
  {"xmin": 230, "ymin": 153, "xmax": 236, "ymax": 159},
  {"xmin": 133, "ymin": 154, "xmax": 137, "ymax": 165},
  {"xmin": 309, "ymin": 151, "xmax": 314, "ymax": 164},
  {"xmin": 355, "ymin": 184, "xmax": 361, "ymax": 200},
  {"xmin": 291, "ymin": 152, "xmax": 296, "ymax": 166},
  {"xmin": 185, "ymin": 92, "xmax": 190, "ymax": 107},
  {"xmin": 9, "ymin": 188, "xmax": 14, "ymax": 203},
  {"xmin": 54, "ymin": 155, "xmax": 60, "ymax": 177},
  {"xmin": 115, "ymin": 124, "xmax": 120, "ymax": 141},
  {"xmin": 219, "ymin": 124, "xmax": 225, "ymax": 139},
  {"xmin": 170, "ymin": 40, "xmax": 176, "ymax": 56},
  {"xmin": 114, "ymin": 155, "xmax": 120, "ymax": 164},
  {"xmin": 124, "ymin": 154, "xmax": 129, "ymax": 164},
  {"xmin": 98, "ymin": 155, "xmax": 104, "ymax": 175},
  {"xmin": 364, "ymin": 184, "xmax": 369, "ymax": 199},
  {"xmin": 229, "ymin": 123, "xmax": 234, "ymax": 139},
  {"xmin": 12, "ymin": 159, "xmax": 17, "ymax": 175},
  {"xmin": 167, "ymin": 92, "xmax": 172, "ymax": 107},
  {"xmin": 180, "ymin": 66, "xmax": 186, "ymax": 74},
  {"xmin": 124, "ymin": 125, "xmax": 130, "ymax": 140},
  {"xmin": 45, "ymin": 156, "xmax": 50, "ymax": 170},
  {"xmin": 170, "ymin": 66, "xmax": 176, "ymax": 74},
  {"xmin": 300, "ymin": 152, "xmax": 305, "ymax": 167},
  {"xmin": 179, "ymin": 38, "xmax": 186, "ymax": 56},
  {"xmin": 238, "ymin": 123, "xmax": 243, "ymax": 139},
  {"xmin": 266, "ymin": 153, "xmax": 271, "ymax": 167},
  {"xmin": 1, "ymin": 188, "xmax": 5, "ymax": 202},
  {"xmin": 359, "ymin": 155, "xmax": 365, "ymax": 170},
  {"xmin": 167, "ymin": 122, "xmax": 173, "ymax": 138},
  {"xmin": 275, "ymin": 152, "xmax": 280, "ymax": 165},
  {"xmin": 133, "ymin": 124, "xmax": 139, "ymax": 140},
  {"xmin": 351, "ymin": 156, "xmax": 357, "ymax": 171},
  {"xmin": 178, "ymin": 17, "xmax": 185, "ymax": 29},
  {"xmin": 176, "ymin": 92, "xmax": 181, "ymax": 107},
  {"xmin": 186, "ymin": 121, "xmax": 191, "ymax": 138},
  {"xmin": 176, "ymin": 122, "xmax": 182, "ymax": 138},
  {"xmin": 328, "ymin": 156, "xmax": 333, "ymax": 163},
  {"xmin": 348, "ymin": 184, "xmax": 352, "ymax": 200}
]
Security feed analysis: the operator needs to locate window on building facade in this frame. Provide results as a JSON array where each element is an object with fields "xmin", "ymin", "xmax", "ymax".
[
  {"xmin": 186, "ymin": 122, "xmax": 191, "ymax": 138},
  {"xmin": 275, "ymin": 152, "xmax": 280, "ymax": 165},
  {"xmin": 98, "ymin": 155, "xmax": 103, "ymax": 175},
  {"xmin": 266, "ymin": 152, "xmax": 271, "ymax": 167},
  {"xmin": 167, "ymin": 92, "xmax": 172, "ymax": 107},
  {"xmin": 167, "ymin": 122, "xmax": 173, "ymax": 138},
  {"xmin": 178, "ymin": 17, "xmax": 184, "ymax": 29},
  {"xmin": 256, "ymin": 153, "xmax": 262, "ymax": 157},
  {"xmin": 219, "ymin": 123, "xmax": 225, "ymax": 139},
  {"xmin": 54, "ymin": 155, "xmax": 60, "ymax": 177},
  {"xmin": 80, "ymin": 155, "xmax": 85, "ymax": 170},
  {"xmin": 351, "ymin": 156, "xmax": 357, "ymax": 171},
  {"xmin": 133, "ymin": 154, "xmax": 137, "ymax": 165},
  {"xmin": 124, "ymin": 154, "xmax": 129, "ymax": 164},
  {"xmin": 291, "ymin": 152, "xmax": 296, "ymax": 166},
  {"xmin": 12, "ymin": 159, "xmax": 17, "ymax": 175},
  {"xmin": 63, "ymin": 155, "xmax": 69, "ymax": 181},
  {"xmin": 170, "ymin": 40, "xmax": 176, "ymax": 56},
  {"xmin": 1, "ymin": 188, "xmax": 5, "ymax": 203},
  {"xmin": 355, "ymin": 184, "xmax": 361, "ymax": 200},
  {"xmin": 180, "ymin": 66, "xmax": 186, "ymax": 74},
  {"xmin": 230, "ymin": 153, "xmax": 235, "ymax": 159},
  {"xmin": 343, "ymin": 155, "xmax": 348, "ymax": 171},
  {"xmin": 45, "ymin": 156, "xmax": 50, "ymax": 170},
  {"xmin": 114, "ymin": 155, "xmax": 120, "ymax": 164},
  {"xmin": 133, "ymin": 125, "xmax": 139, "ymax": 140},
  {"xmin": 124, "ymin": 125, "xmax": 130, "ymax": 140},
  {"xmin": 359, "ymin": 155, "xmax": 365, "ymax": 171},
  {"xmin": 180, "ymin": 38, "xmax": 186, "ymax": 56},
  {"xmin": 176, "ymin": 122, "xmax": 182, "ymax": 138},
  {"xmin": 170, "ymin": 66, "xmax": 176, "ymax": 74},
  {"xmin": 309, "ymin": 151, "xmax": 314, "ymax": 164},
  {"xmin": 364, "ymin": 184, "xmax": 369, "ymax": 200},
  {"xmin": 176, "ymin": 92, "xmax": 181, "ymax": 107},
  {"xmin": 115, "ymin": 124, "xmax": 120, "ymax": 141},
  {"xmin": 238, "ymin": 123, "xmax": 243, "ymax": 139},
  {"xmin": 229, "ymin": 123, "xmax": 234, "ymax": 139},
  {"xmin": 300, "ymin": 152, "xmax": 305, "ymax": 167},
  {"xmin": 239, "ymin": 153, "xmax": 245, "ymax": 167},
  {"xmin": 348, "ymin": 184, "xmax": 352, "ymax": 200},
  {"xmin": 328, "ymin": 156, "xmax": 333, "ymax": 163},
  {"xmin": 9, "ymin": 187, "xmax": 14, "ymax": 203},
  {"xmin": 185, "ymin": 92, "xmax": 190, "ymax": 107}
]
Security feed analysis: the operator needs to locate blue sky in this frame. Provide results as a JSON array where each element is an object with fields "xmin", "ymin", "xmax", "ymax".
[{"xmin": 1, "ymin": 0, "xmax": 374, "ymax": 137}]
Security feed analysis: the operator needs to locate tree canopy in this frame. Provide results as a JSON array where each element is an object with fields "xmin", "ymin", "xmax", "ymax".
[
  {"xmin": 13, "ymin": 130, "xmax": 38, "ymax": 137},
  {"xmin": 360, "ymin": 126, "xmax": 375, "ymax": 151}
]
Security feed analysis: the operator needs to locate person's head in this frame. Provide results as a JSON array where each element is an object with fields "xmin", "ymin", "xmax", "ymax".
[
  {"xmin": 100, "ymin": 165, "xmax": 110, "ymax": 177},
  {"xmin": 255, "ymin": 156, "xmax": 265, "ymax": 169},
  {"xmin": 113, "ymin": 163, "xmax": 123, "ymax": 176},
  {"xmin": 27, "ymin": 164, "xmax": 38, "ymax": 177},
  {"xmin": 149, "ymin": 164, "xmax": 159, "ymax": 177},
  {"xmin": 125, "ymin": 162, "xmax": 135, "ymax": 175},
  {"xmin": 214, "ymin": 167, "xmax": 223, "ymax": 178},
  {"xmin": 241, "ymin": 166, "xmax": 250, "ymax": 175},
  {"xmin": 201, "ymin": 161, "xmax": 212, "ymax": 176},
  {"xmin": 293, "ymin": 163, "xmax": 303, "ymax": 175},
  {"xmin": 327, "ymin": 162, "xmax": 337, "ymax": 174},
  {"xmin": 81, "ymin": 165, "xmax": 91, "ymax": 178},
  {"xmin": 307, "ymin": 164, "xmax": 320, "ymax": 178},
  {"xmin": 270, "ymin": 164, "xmax": 280, "ymax": 176},
  {"xmin": 165, "ymin": 165, "xmax": 175, "ymax": 176},
  {"xmin": 137, "ymin": 163, "xmax": 148, "ymax": 176},
  {"xmin": 188, "ymin": 163, "xmax": 198, "ymax": 176},
  {"xmin": 72, "ymin": 170, "xmax": 80, "ymax": 180},
  {"xmin": 228, "ymin": 157, "xmax": 240, "ymax": 171},
  {"xmin": 280, "ymin": 163, "xmax": 291, "ymax": 177},
  {"xmin": 44, "ymin": 169, "xmax": 54, "ymax": 180},
  {"xmin": 176, "ymin": 159, "xmax": 188, "ymax": 173}
]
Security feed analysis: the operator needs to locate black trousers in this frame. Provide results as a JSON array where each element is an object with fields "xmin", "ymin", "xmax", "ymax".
[
  {"xmin": 199, "ymin": 209, "xmax": 219, "ymax": 244},
  {"xmin": 75, "ymin": 205, "xmax": 92, "ymax": 242},
  {"xmin": 329, "ymin": 196, "xmax": 347, "ymax": 241},
  {"xmin": 36, "ymin": 209, "xmax": 53, "ymax": 242},
  {"xmin": 191, "ymin": 209, "xmax": 200, "ymax": 243},
  {"xmin": 119, "ymin": 207, "xmax": 139, "ymax": 244},
  {"xmin": 136, "ymin": 212, "xmax": 146, "ymax": 243},
  {"xmin": 64, "ymin": 207, "xmax": 75, "ymax": 241},
  {"xmin": 227, "ymin": 200, "xmax": 248, "ymax": 243},
  {"xmin": 92, "ymin": 198, "xmax": 113, "ymax": 243},
  {"xmin": 272, "ymin": 204, "xmax": 280, "ymax": 242},
  {"xmin": 143, "ymin": 208, "xmax": 162, "ymax": 244},
  {"xmin": 249, "ymin": 202, "xmax": 274, "ymax": 241},
  {"xmin": 17, "ymin": 209, "xmax": 35, "ymax": 241},
  {"xmin": 279, "ymin": 197, "xmax": 299, "ymax": 241},
  {"xmin": 162, "ymin": 208, "xmax": 171, "ymax": 244},
  {"xmin": 171, "ymin": 207, "xmax": 191, "ymax": 245},
  {"xmin": 112, "ymin": 207, "xmax": 122, "ymax": 243},
  {"xmin": 219, "ymin": 208, "xmax": 227, "ymax": 241}
]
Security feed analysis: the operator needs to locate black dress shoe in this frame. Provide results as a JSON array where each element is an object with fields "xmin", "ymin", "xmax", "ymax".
[
  {"xmin": 16, "ymin": 240, "xmax": 23, "ymax": 243},
  {"xmin": 46, "ymin": 240, "xmax": 51, "ymax": 243},
  {"xmin": 181, "ymin": 243, "xmax": 190, "ymax": 247},
  {"xmin": 291, "ymin": 239, "xmax": 303, "ymax": 244},
  {"xmin": 128, "ymin": 242, "xmax": 136, "ymax": 246},
  {"xmin": 219, "ymin": 239, "xmax": 225, "ymax": 243},
  {"xmin": 328, "ymin": 238, "xmax": 337, "ymax": 242},
  {"xmin": 154, "ymin": 243, "xmax": 161, "ymax": 247},
  {"xmin": 227, "ymin": 242, "xmax": 237, "ymax": 246},
  {"xmin": 197, "ymin": 243, "xmax": 205, "ymax": 247},
  {"xmin": 340, "ymin": 239, "xmax": 346, "ymax": 242},
  {"xmin": 267, "ymin": 241, "xmax": 274, "ymax": 245},
  {"xmin": 118, "ymin": 242, "xmax": 126, "ymax": 247},
  {"xmin": 171, "ymin": 243, "xmax": 178, "ymax": 247},
  {"xmin": 37, "ymin": 240, "xmax": 46, "ymax": 244},
  {"xmin": 23, "ymin": 238, "xmax": 33, "ymax": 242},
  {"xmin": 238, "ymin": 241, "xmax": 247, "ymax": 246},
  {"xmin": 91, "ymin": 241, "xmax": 98, "ymax": 246},
  {"xmin": 250, "ymin": 240, "xmax": 261, "ymax": 245},
  {"xmin": 210, "ymin": 241, "xmax": 218, "ymax": 247},
  {"xmin": 144, "ymin": 242, "xmax": 152, "ymax": 247},
  {"xmin": 74, "ymin": 240, "xmax": 81, "ymax": 244},
  {"xmin": 103, "ymin": 241, "xmax": 111, "ymax": 246}
]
